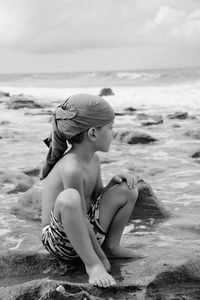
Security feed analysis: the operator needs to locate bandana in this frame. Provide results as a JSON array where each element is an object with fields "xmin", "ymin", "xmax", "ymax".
[{"xmin": 40, "ymin": 93, "xmax": 115, "ymax": 179}]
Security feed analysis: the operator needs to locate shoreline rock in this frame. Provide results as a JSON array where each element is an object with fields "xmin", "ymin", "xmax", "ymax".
[
  {"xmin": 0, "ymin": 171, "xmax": 35, "ymax": 194},
  {"xmin": 1, "ymin": 251, "xmax": 200, "ymax": 300},
  {"xmin": 6, "ymin": 94, "xmax": 45, "ymax": 109},
  {"xmin": 114, "ymin": 130, "xmax": 158, "ymax": 144}
]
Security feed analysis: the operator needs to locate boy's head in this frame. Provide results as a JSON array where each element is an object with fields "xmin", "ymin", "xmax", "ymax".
[{"xmin": 40, "ymin": 93, "xmax": 115, "ymax": 179}]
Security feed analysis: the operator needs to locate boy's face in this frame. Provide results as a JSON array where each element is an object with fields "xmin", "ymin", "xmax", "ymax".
[{"xmin": 95, "ymin": 121, "xmax": 115, "ymax": 152}]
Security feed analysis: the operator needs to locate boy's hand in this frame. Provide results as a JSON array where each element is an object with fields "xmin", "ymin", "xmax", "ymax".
[{"xmin": 112, "ymin": 172, "xmax": 137, "ymax": 189}]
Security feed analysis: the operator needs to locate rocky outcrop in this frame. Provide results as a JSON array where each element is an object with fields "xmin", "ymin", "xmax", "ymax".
[
  {"xmin": 185, "ymin": 129, "xmax": 200, "ymax": 139},
  {"xmin": 0, "ymin": 251, "xmax": 142, "ymax": 300},
  {"xmin": 0, "ymin": 91, "xmax": 10, "ymax": 97},
  {"xmin": 124, "ymin": 106, "xmax": 137, "ymax": 112},
  {"xmin": 23, "ymin": 162, "xmax": 43, "ymax": 177},
  {"xmin": 99, "ymin": 88, "xmax": 114, "ymax": 97},
  {"xmin": 0, "ymin": 120, "xmax": 11, "ymax": 125},
  {"xmin": 24, "ymin": 109, "xmax": 53, "ymax": 116},
  {"xmin": 114, "ymin": 130, "xmax": 158, "ymax": 144},
  {"xmin": 191, "ymin": 150, "xmax": 200, "ymax": 158},
  {"xmin": 11, "ymin": 177, "xmax": 169, "ymax": 221},
  {"xmin": 11, "ymin": 185, "xmax": 43, "ymax": 220},
  {"xmin": 0, "ymin": 171, "xmax": 35, "ymax": 194},
  {"xmin": 1, "ymin": 251, "xmax": 200, "ymax": 299},
  {"xmin": 141, "ymin": 116, "xmax": 163, "ymax": 126},
  {"xmin": 6, "ymin": 94, "xmax": 44, "ymax": 109},
  {"xmin": 167, "ymin": 112, "xmax": 188, "ymax": 120},
  {"xmin": 146, "ymin": 255, "xmax": 200, "ymax": 299},
  {"xmin": 133, "ymin": 177, "xmax": 170, "ymax": 219}
]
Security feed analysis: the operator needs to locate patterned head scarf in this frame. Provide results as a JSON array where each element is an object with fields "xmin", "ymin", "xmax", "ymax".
[{"xmin": 40, "ymin": 93, "xmax": 115, "ymax": 179}]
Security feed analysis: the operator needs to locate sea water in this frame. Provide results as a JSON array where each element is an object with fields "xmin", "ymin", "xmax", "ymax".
[
  {"xmin": 0, "ymin": 67, "xmax": 200, "ymax": 269},
  {"xmin": 0, "ymin": 67, "xmax": 200, "ymax": 112}
]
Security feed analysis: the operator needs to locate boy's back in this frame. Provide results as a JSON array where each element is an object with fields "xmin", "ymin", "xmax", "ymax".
[{"xmin": 42, "ymin": 151, "xmax": 100, "ymax": 227}]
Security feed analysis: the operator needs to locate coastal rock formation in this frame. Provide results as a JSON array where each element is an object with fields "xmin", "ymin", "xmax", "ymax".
[
  {"xmin": 0, "ymin": 91, "xmax": 10, "ymax": 97},
  {"xmin": 23, "ymin": 162, "xmax": 43, "ymax": 177},
  {"xmin": 1, "ymin": 251, "xmax": 200, "ymax": 300},
  {"xmin": 167, "ymin": 111, "xmax": 188, "ymax": 119},
  {"xmin": 11, "ymin": 185, "xmax": 42, "ymax": 221},
  {"xmin": 167, "ymin": 111, "xmax": 188, "ymax": 120},
  {"xmin": 140, "ymin": 115, "xmax": 163, "ymax": 126},
  {"xmin": 0, "ymin": 120, "xmax": 11, "ymax": 125},
  {"xmin": 124, "ymin": 106, "xmax": 137, "ymax": 112},
  {"xmin": 134, "ymin": 177, "xmax": 170, "ymax": 219},
  {"xmin": 99, "ymin": 88, "xmax": 114, "ymax": 96},
  {"xmin": 191, "ymin": 150, "xmax": 200, "ymax": 158},
  {"xmin": 146, "ymin": 255, "xmax": 200, "ymax": 299},
  {"xmin": 114, "ymin": 107, "xmax": 137, "ymax": 116},
  {"xmin": 114, "ymin": 130, "xmax": 158, "ymax": 144},
  {"xmin": 185, "ymin": 129, "xmax": 200, "ymax": 139},
  {"xmin": 0, "ymin": 251, "xmax": 141, "ymax": 300},
  {"xmin": 6, "ymin": 94, "xmax": 44, "ymax": 109},
  {"xmin": 11, "ymin": 177, "xmax": 169, "ymax": 221},
  {"xmin": 0, "ymin": 171, "xmax": 35, "ymax": 194}
]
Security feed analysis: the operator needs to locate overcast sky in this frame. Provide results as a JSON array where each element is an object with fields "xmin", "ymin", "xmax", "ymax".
[{"xmin": 0, "ymin": 0, "xmax": 200, "ymax": 73}]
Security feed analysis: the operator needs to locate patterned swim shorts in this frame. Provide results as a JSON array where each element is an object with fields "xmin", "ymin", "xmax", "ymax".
[{"xmin": 42, "ymin": 196, "xmax": 106, "ymax": 262}]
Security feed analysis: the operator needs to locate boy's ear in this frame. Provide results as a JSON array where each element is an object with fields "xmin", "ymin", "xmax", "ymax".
[{"xmin": 87, "ymin": 127, "xmax": 97, "ymax": 141}]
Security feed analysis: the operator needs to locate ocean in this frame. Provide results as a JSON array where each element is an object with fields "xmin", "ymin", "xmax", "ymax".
[
  {"xmin": 0, "ymin": 66, "xmax": 200, "ymax": 112},
  {"xmin": 0, "ymin": 67, "xmax": 200, "ymax": 282}
]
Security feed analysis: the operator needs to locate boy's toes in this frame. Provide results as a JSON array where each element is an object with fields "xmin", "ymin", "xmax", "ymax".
[{"xmin": 89, "ymin": 278, "xmax": 98, "ymax": 286}]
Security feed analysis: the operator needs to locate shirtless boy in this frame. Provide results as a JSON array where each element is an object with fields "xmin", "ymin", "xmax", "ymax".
[{"xmin": 41, "ymin": 94, "xmax": 138, "ymax": 288}]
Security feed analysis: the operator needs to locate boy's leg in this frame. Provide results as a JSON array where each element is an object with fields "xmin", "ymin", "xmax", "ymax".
[
  {"xmin": 98, "ymin": 182, "xmax": 139, "ymax": 258},
  {"xmin": 53, "ymin": 188, "xmax": 116, "ymax": 287}
]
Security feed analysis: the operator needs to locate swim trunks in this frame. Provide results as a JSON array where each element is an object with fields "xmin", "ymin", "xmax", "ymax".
[{"xmin": 41, "ymin": 196, "xmax": 106, "ymax": 262}]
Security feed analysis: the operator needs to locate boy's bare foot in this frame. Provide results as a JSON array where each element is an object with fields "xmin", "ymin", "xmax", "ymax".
[
  {"xmin": 86, "ymin": 264, "xmax": 116, "ymax": 288},
  {"xmin": 103, "ymin": 246, "xmax": 147, "ymax": 258}
]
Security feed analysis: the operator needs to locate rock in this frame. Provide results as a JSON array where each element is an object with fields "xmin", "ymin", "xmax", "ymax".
[
  {"xmin": 11, "ymin": 176, "xmax": 168, "ymax": 222},
  {"xmin": 191, "ymin": 150, "xmax": 200, "ymax": 158},
  {"xmin": 137, "ymin": 114, "xmax": 163, "ymax": 126},
  {"xmin": 0, "ymin": 171, "xmax": 34, "ymax": 194},
  {"xmin": 56, "ymin": 285, "xmax": 66, "ymax": 293},
  {"xmin": 115, "ymin": 107, "xmax": 137, "ymax": 116},
  {"xmin": 0, "ymin": 251, "xmax": 142, "ymax": 300},
  {"xmin": 146, "ymin": 255, "xmax": 200, "ymax": 299},
  {"xmin": 185, "ymin": 129, "xmax": 200, "ymax": 139},
  {"xmin": 23, "ymin": 162, "xmax": 43, "ymax": 177},
  {"xmin": 114, "ymin": 112, "xmax": 127, "ymax": 116},
  {"xmin": 0, "ymin": 120, "xmax": 11, "ymax": 125},
  {"xmin": 7, "ymin": 94, "xmax": 44, "ymax": 109},
  {"xmin": 142, "ymin": 119, "xmax": 163, "ymax": 126},
  {"xmin": 137, "ymin": 113, "xmax": 150, "ymax": 120},
  {"xmin": 114, "ymin": 130, "xmax": 158, "ymax": 144},
  {"xmin": 171, "ymin": 123, "xmax": 181, "ymax": 128},
  {"xmin": 167, "ymin": 112, "xmax": 188, "ymax": 119},
  {"xmin": 98, "ymin": 88, "xmax": 114, "ymax": 96},
  {"xmin": 124, "ymin": 106, "xmax": 137, "ymax": 112},
  {"xmin": 132, "ymin": 177, "xmax": 170, "ymax": 219},
  {"xmin": 11, "ymin": 185, "xmax": 43, "ymax": 220},
  {"xmin": 24, "ymin": 109, "xmax": 53, "ymax": 116},
  {"xmin": 0, "ymin": 91, "xmax": 10, "ymax": 97}
]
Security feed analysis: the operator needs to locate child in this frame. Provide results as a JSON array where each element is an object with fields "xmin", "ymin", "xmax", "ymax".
[{"xmin": 41, "ymin": 94, "xmax": 138, "ymax": 288}]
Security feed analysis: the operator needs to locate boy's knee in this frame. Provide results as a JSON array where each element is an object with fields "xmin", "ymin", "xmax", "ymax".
[
  {"xmin": 119, "ymin": 182, "xmax": 138, "ymax": 204},
  {"xmin": 56, "ymin": 189, "xmax": 81, "ymax": 211}
]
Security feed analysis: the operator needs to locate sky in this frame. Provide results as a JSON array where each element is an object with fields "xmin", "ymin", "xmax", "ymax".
[{"xmin": 0, "ymin": 0, "xmax": 200, "ymax": 73}]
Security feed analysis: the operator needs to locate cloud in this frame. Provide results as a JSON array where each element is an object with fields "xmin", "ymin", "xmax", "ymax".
[
  {"xmin": 0, "ymin": 0, "xmax": 200, "ymax": 53},
  {"xmin": 144, "ymin": 5, "xmax": 200, "ymax": 47}
]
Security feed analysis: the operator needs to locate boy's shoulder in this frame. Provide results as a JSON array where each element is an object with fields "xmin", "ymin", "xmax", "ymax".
[{"xmin": 60, "ymin": 153, "xmax": 82, "ymax": 173}]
